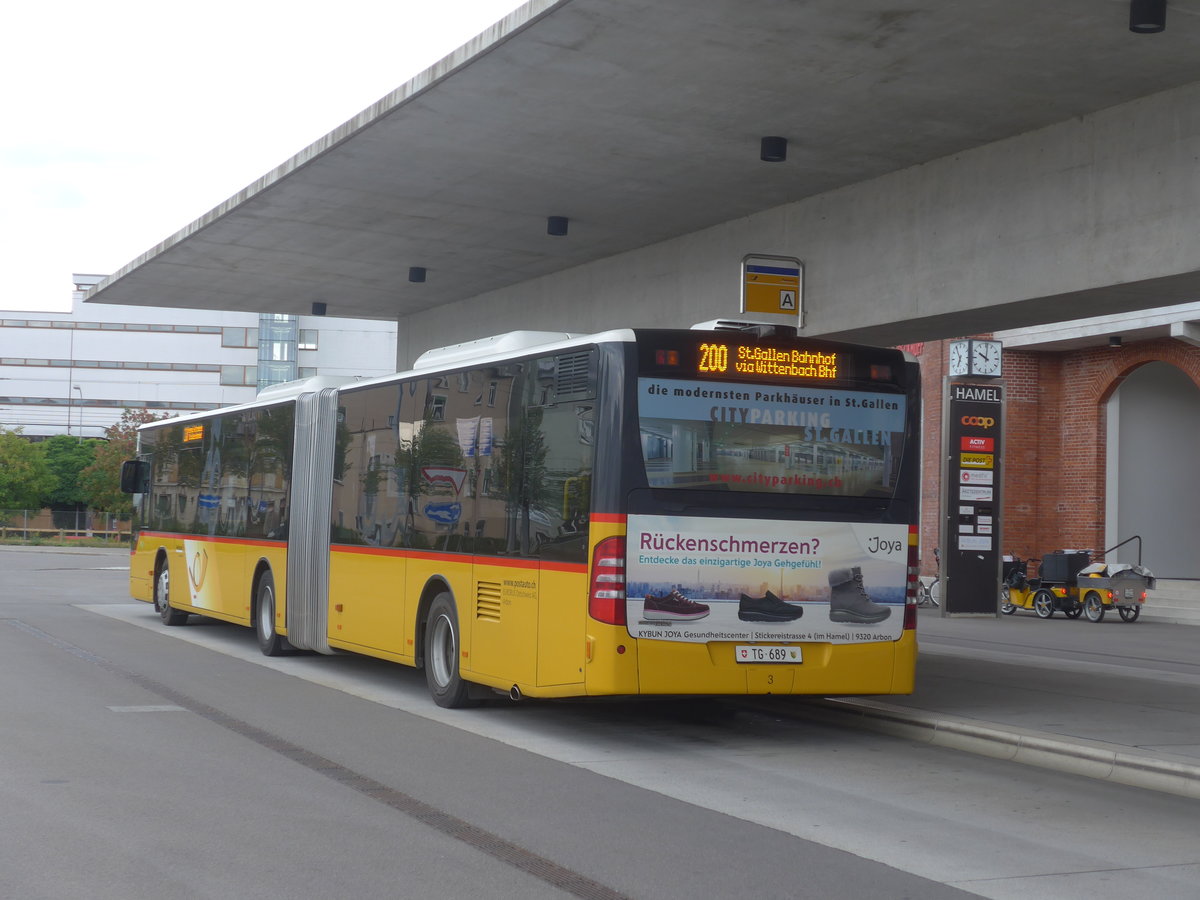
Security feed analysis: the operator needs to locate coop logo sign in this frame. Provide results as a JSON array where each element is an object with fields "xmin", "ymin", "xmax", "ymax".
[{"xmin": 960, "ymin": 416, "xmax": 995, "ymax": 428}]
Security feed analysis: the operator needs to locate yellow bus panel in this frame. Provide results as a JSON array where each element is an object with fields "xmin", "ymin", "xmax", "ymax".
[{"xmin": 327, "ymin": 547, "xmax": 409, "ymax": 659}]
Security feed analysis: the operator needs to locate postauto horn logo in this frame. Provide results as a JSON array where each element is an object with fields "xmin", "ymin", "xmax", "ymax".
[{"xmin": 960, "ymin": 416, "xmax": 995, "ymax": 428}]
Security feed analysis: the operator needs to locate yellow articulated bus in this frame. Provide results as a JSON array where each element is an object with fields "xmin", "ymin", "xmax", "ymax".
[{"xmin": 121, "ymin": 321, "xmax": 921, "ymax": 707}]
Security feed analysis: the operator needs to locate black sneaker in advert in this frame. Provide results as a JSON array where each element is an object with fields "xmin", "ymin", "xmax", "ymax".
[
  {"xmin": 643, "ymin": 590, "xmax": 710, "ymax": 621},
  {"xmin": 737, "ymin": 590, "xmax": 803, "ymax": 622}
]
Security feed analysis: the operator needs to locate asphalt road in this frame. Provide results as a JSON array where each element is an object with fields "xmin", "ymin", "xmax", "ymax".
[{"xmin": 2, "ymin": 547, "xmax": 1197, "ymax": 900}]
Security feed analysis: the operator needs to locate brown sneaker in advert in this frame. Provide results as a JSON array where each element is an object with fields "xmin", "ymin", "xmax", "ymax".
[{"xmin": 643, "ymin": 590, "xmax": 710, "ymax": 621}]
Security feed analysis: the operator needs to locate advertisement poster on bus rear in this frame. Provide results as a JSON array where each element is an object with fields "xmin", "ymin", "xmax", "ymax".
[{"xmin": 626, "ymin": 515, "xmax": 908, "ymax": 643}]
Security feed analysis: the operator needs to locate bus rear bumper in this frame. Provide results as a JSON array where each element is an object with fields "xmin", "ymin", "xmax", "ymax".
[{"xmin": 630, "ymin": 632, "xmax": 917, "ymax": 696}]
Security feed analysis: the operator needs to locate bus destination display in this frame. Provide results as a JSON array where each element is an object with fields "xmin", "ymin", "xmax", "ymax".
[{"xmin": 698, "ymin": 341, "xmax": 838, "ymax": 380}]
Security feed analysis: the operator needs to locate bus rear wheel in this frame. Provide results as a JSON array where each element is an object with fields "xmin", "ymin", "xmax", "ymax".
[
  {"xmin": 255, "ymin": 571, "xmax": 291, "ymax": 656},
  {"xmin": 424, "ymin": 592, "xmax": 477, "ymax": 709},
  {"xmin": 155, "ymin": 560, "xmax": 188, "ymax": 626}
]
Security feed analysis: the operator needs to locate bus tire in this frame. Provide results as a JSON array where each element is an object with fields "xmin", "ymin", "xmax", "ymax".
[
  {"xmin": 424, "ymin": 592, "xmax": 477, "ymax": 709},
  {"xmin": 155, "ymin": 558, "xmax": 188, "ymax": 626},
  {"xmin": 255, "ymin": 570, "xmax": 291, "ymax": 656}
]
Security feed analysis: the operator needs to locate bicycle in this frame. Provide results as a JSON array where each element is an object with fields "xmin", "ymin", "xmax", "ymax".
[{"xmin": 917, "ymin": 548, "xmax": 940, "ymax": 607}]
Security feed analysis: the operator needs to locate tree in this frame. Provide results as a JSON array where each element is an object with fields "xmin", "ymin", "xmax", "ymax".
[
  {"xmin": 40, "ymin": 436, "xmax": 100, "ymax": 526},
  {"xmin": 0, "ymin": 427, "xmax": 58, "ymax": 511},
  {"xmin": 80, "ymin": 409, "xmax": 164, "ymax": 518}
]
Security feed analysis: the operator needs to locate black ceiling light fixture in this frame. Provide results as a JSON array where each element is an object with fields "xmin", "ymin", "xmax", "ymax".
[
  {"xmin": 408, "ymin": 266, "xmax": 427, "ymax": 283},
  {"xmin": 312, "ymin": 302, "xmax": 327, "ymax": 316},
  {"xmin": 1129, "ymin": 0, "xmax": 1167, "ymax": 33},
  {"xmin": 547, "ymin": 216, "xmax": 569, "ymax": 237},
  {"xmin": 760, "ymin": 136, "xmax": 788, "ymax": 162},
  {"xmin": 1109, "ymin": 335, "xmax": 1124, "ymax": 348}
]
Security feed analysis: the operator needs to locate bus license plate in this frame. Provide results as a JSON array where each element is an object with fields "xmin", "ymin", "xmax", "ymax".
[{"xmin": 735, "ymin": 645, "xmax": 802, "ymax": 664}]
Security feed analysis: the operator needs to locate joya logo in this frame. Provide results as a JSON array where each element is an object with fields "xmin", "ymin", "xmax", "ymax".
[
  {"xmin": 960, "ymin": 416, "xmax": 995, "ymax": 427},
  {"xmin": 188, "ymin": 548, "xmax": 209, "ymax": 592},
  {"xmin": 867, "ymin": 535, "xmax": 904, "ymax": 554}
]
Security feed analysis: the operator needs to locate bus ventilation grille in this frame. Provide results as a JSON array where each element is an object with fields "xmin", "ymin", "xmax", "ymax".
[
  {"xmin": 475, "ymin": 582, "xmax": 502, "ymax": 622},
  {"xmin": 554, "ymin": 351, "xmax": 596, "ymax": 402}
]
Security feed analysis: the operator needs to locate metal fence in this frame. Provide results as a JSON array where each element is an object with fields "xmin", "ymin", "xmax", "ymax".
[{"xmin": 0, "ymin": 509, "xmax": 130, "ymax": 542}]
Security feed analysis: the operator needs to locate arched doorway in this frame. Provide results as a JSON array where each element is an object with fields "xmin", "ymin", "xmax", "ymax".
[{"xmin": 1107, "ymin": 361, "xmax": 1200, "ymax": 578}]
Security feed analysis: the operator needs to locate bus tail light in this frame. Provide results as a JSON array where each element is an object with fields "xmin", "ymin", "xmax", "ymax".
[
  {"xmin": 589, "ymin": 536, "xmax": 627, "ymax": 626},
  {"xmin": 904, "ymin": 527, "xmax": 919, "ymax": 631}
]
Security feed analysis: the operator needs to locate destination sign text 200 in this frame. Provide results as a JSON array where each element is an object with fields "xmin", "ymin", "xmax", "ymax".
[{"xmin": 698, "ymin": 343, "xmax": 839, "ymax": 380}]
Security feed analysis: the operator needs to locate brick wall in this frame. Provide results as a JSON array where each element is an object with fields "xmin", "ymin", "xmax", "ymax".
[{"xmin": 915, "ymin": 336, "xmax": 1200, "ymax": 577}]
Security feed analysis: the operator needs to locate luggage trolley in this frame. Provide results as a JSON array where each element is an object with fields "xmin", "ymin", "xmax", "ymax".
[
  {"xmin": 1074, "ymin": 562, "xmax": 1155, "ymax": 623},
  {"xmin": 1000, "ymin": 550, "xmax": 1092, "ymax": 619}
]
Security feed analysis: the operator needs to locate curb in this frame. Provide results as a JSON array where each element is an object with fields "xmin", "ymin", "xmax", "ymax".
[{"xmin": 790, "ymin": 697, "xmax": 1200, "ymax": 801}]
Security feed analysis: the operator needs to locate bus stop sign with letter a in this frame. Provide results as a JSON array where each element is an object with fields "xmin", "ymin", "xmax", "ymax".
[{"xmin": 741, "ymin": 254, "xmax": 803, "ymax": 327}]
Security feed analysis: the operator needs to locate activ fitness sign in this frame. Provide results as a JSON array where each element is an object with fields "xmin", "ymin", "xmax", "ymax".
[{"xmin": 941, "ymin": 381, "xmax": 1004, "ymax": 615}]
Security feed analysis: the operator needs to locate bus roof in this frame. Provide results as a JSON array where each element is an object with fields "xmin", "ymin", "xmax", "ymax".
[
  {"xmin": 340, "ymin": 327, "xmax": 639, "ymax": 394},
  {"xmin": 136, "ymin": 329, "xmax": 637, "ymax": 431},
  {"xmin": 135, "ymin": 321, "xmax": 906, "ymax": 432}
]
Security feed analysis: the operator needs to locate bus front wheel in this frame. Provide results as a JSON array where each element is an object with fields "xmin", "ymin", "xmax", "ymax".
[
  {"xmin": 255, "ymin": 570, "xmax": 291, "ymax": 656},
  {"xmin": 155, "ymin": 559, "xmax": 188, "ymax": 626},
  {"xmin": 424, "ymin": 592, "xmax": 477, "ymax": 709}
]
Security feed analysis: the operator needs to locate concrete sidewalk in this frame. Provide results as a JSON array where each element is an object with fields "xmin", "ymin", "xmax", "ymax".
[{"xmin": 814, "ymin": 609, "xmax": 1200, "ymax": 799}]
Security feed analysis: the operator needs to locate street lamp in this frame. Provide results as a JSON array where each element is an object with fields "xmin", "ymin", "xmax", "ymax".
[{"xmin": 73, "ymin": 386, "xmax": 83, "ymax": 442}]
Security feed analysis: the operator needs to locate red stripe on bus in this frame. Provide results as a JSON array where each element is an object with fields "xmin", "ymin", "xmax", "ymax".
[
  {"xmin": 331, "ymin": 544, "xmax": 586, "ymax": 573},
  {"xmin": 334, "ymin": 544, "xmax": 416, "ymax": 558},
  {"xmin": 588, "ymin": 513, "xmax": 627, "ymax": 524},
  {"xmin": 137, "ymin": 532, "xmax": 283, "ymax": 550}
]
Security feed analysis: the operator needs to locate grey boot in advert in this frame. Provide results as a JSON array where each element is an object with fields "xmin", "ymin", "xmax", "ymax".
[{"xmin": 828, "ymin": 566, "xmax": 891, "ymax": 624}]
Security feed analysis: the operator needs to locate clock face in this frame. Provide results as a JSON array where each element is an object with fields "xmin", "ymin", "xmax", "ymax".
[
  {"xmin": 971, "ymin": 340, "xmax": 1002, "ymax": 376},
  {"xmin": 949, "ymin": 341, "xmax": 970, "ymax": 376}
]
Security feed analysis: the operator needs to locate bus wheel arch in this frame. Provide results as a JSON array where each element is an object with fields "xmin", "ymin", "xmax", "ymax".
[
  {"xmin": 414, "ymin": 578, "xmax": 451, "ymax": 670},
  {"xmin": 155, "ymin": 549, "xmax": 188, "ymax": 626},
  {"xmin": 252, "ymin": 563, "xmax": 291, "ymax": 656},
  {"xmin": 421, "ymin": 586, "xmax": 478, "ymax": 709}
]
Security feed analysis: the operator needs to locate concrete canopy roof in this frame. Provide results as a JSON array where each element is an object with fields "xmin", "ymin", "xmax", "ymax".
[{"xmin": 86, "ymin": 0, "xmax": 1200, "ymax": 326}]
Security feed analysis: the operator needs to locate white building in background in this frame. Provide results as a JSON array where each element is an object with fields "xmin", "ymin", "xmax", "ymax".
[{"xmin": 0, "ymin": 275, "xmax": 398, "ymax": 439}]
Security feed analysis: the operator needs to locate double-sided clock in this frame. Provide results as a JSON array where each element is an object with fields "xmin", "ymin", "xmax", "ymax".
[{"xmin": 948, "ymin": 339, "xmax": 1002, "ymax": 377}]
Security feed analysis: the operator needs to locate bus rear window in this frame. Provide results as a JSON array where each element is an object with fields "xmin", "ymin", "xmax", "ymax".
[{"xmin": 637, "ymin": 377, "xmax": 906, "ymax": 498}]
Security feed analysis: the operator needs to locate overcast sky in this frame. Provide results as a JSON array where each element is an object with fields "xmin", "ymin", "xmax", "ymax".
[{"xmin": 2, "ymin": 0, "xmax": 523, "ymax": 313}]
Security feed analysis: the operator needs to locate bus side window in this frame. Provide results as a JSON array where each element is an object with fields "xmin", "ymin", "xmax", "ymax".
[
  {"xmin": 331, "ymin": 385, "xmax": 402, "ymax": 547},
  {"xmin": 529, "ymin": 401, "xmax": 595, "ymax": 564},
  {"xmin": 407, "ymin": 375, "xmax": 474, "ymax": 553}
]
